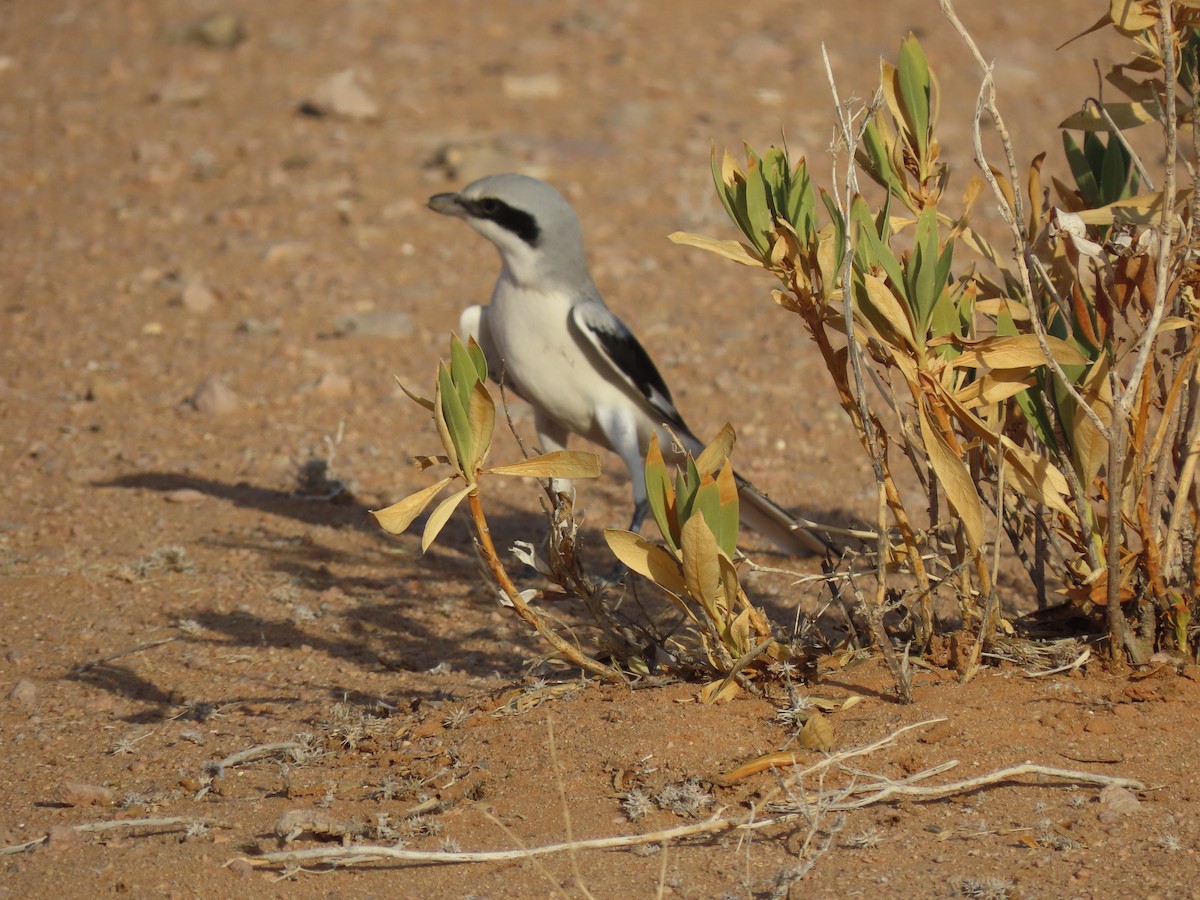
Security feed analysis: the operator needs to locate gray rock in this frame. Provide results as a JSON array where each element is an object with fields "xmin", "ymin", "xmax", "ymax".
[
  {"xmin": 190, "ymin": 376, "xmax": 239, "ymax": 415},
  {"xmin": 332, "ymin": 310, "xmax": 413, "ymax": 338}
]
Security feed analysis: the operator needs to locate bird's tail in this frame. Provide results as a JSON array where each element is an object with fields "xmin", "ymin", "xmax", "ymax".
[
  {"xmin": 733, "ymin": 472, "xmax": 833, "ymax": 556},
  {"xmin": 668, "ymin": 425, "xmax": 831, "ymax": 556}
]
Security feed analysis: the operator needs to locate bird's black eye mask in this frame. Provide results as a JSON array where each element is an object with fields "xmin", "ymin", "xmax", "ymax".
[{"xmin": 462, "ymin": 197, "xmax": 541, "ymax": 247}]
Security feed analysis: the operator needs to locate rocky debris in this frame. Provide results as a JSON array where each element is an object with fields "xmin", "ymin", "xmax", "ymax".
[
  {"xmin": 155, "ymin": 76, "xmax": 212, "ymax": 107},
  {"xmin": 425, "ymin": 138, "xmax": 520, "ymax": 183},
  {"xmin": 180, "ymin": 279, "xmax": 217, "ymax": 313},
  {"xmin": 43, "ymin": 825, "xmax": 85, "ymax": 854},
  {"xmin": 7, "ymin": 678, "xmax": 37, "ymax": 708},
  {"xmin": 1098, "ymin": 783, "xmax": 1142, "ymax": 816},
  {"xmin": 164, "ymin": 488, "xmax": 207, "ymax": 504},
  {"xmin": 56, "ymin": 782, "xmax": 115, "ymax": 807},
  {"xmin": 301, "ymin": 70, "xmax": 379, "ymax": 121},
  {"xmin": 310, "ymin": 372, "xmax": 353, "ymax": 399},
  {"xmin": 86, "ymin": 376, "xmax": 128, "ymax": 402},
  {"xmin": 501, "ymin": 73, "xmax": 562, "ymax": 99},
  {"xmin": 190, "ymin": 376, "xmax": 239, "ymax": 416},
  {"xmin": 263, "ymin": 241, "xmax": 312, "ymax": 266},
  {"xmin": 163, "ymin": 11, "xmax": 246, "ymax": 49},
  {"xmin": 236, "ymin": 317, "xmax": 283, "ymax": 335},
  {"xmin": 331, "ymin": 310, "xmax": 413, "ymax": 338}
]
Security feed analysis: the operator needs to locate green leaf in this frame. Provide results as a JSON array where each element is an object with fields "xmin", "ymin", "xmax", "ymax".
[
  {"xmin": 897, "ymin": 34, "xmax": 932, "ymax": 163},
  {"xmin": 372, "ymin": 475, "xmax": 456, "ymax": 535},
  {"xmin": 855, "ymin": 210, "xmax": 908, "ymax": 305},
  {"xmin": 644, "ymin": 435, "xmax": 678, "ymax": 551},
  {"xmin": 1099, "ymin": 134, "xmax": 1131, "ymax": 203},
  {"xmin": 743, "ymin": 156, "xmax": 774, "ymax": 254},
  {"xmin": 676, "ymin": 455, "xmax": 702, "ymax": 524},
  {"xmin": 762, "ymin": 145, "xmax": 789, "ymax": 216},
  {"xmin": 449, "ymin": 334, "xmax": 477, "ymax": 412},
  {"xmin": 466, "ymin": 336, "xmax": 488, "ymax": 380},
  {"xmin": 712, "ymin": 148, "xmax": 755, "ymax": 243},
  {"xmin": 788, "ymin": 157, "xmax": 818, "ymax": 242},
  {"xmin": 437, "ymin": 363, "xmax": 472, "ymax": 477},
  {"xmin": 485, "ymin": 450, "xmax": 601, "ymax": 479},
  {"xmin": 422, "ymin": 484, "xmax": 471, "ymax": 552},
  {"xmin": 1062, "ymin": 131, "xmax": 1099, "ymax": 206},
  {"xmin": 1015, "ymin": 378, "xmax": 1059, "ymax": 452},
  {"xmin": 911, "ymin": 206, "xmax": 941, "ymax": 332},
  {"xmin": 693, "ymin": 478, "xmax": 738, "ymax": 559},
  {"xmin": 857, "ymin": 120, "xmax": 902, "ymax": 196}
]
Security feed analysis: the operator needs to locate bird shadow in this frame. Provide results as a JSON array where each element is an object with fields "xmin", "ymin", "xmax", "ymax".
[{"xmin": 92, "ymin": 470, "xmax": 863, "ymax": 707}]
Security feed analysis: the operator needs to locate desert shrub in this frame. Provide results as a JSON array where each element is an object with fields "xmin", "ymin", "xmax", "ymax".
[
  {"xmin": 377, "ymin": 3, "xmax": 1200, "ymax": 699},
  {"xmin": 673, "ymin": 1, "xmax": 1200, "ymax": 673}
]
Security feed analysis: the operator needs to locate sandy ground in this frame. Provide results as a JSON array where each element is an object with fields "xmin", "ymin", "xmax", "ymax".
[{"xmin": 3, "ymin": 1, "xmax": 1200, "ymax": 897}]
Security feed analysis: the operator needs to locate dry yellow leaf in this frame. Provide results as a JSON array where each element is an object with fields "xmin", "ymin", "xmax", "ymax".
[{"xmin": 798, "ymin": 711, "xmax": 835, "ymax": 751}]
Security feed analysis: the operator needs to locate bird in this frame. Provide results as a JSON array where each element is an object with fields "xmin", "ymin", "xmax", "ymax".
[{"xmin": 426, "ymin": 173, "xmax": 828, "ymax": 555}]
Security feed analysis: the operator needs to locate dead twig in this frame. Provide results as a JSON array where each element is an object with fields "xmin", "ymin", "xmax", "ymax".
[{"xmin": 0, "ymin": 817, "xmax": 229, "ymax": 856}]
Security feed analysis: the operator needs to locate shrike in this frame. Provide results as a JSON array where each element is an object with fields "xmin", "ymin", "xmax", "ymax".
[{"xmin": 427, "ymin": 173, "xmax": 827, "ymax": 555}]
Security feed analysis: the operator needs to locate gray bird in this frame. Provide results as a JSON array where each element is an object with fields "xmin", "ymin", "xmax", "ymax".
[{"xmin": 427, "ymin": 173, "xmax": 827, "ymax": 555}]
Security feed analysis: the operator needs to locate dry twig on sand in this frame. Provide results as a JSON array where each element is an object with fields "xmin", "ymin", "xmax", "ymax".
[{"xmin": 230, "ymin": 718, "xmax": 1143, "ymax": 874}]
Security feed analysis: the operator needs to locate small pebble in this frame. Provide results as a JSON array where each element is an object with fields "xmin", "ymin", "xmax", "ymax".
[
  {"xmin": 304, "ymin": 70, "xmax": 379, "ymax": 121},
  {"xmin": 57, "ymin": 782, "xmax": 115, "ymax": 807},
  {"xmin": 190, "ymin": 376, "xmax": 239, "ymax": 416},
  {"xmin": 164, "ymin": 488, "xmax": 207, "ymax": 504},
  {"xmin": 7, "ymin": 678, "xmax": 37, "ymax": 707}
]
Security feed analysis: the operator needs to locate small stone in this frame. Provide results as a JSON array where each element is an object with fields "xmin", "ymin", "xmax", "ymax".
[
  {"xmin": 502, "ymin": 73, "xmax": 562, "ymax": 99},
  {"xmin": 181, "ymin": 280, "xmax": 217, "ymax": 313},
  {"xmin": 157, "ymin": 77, "xmax": 211, "ymax": 106},
  {"xmin": 44, "ymin": 825, "xmax": 84, "ymax": 854},
  {"xmin": 331, "ymin": 310, "xmax": 413, "ymax": 338},
  {"xmin": 189, "ymin": 147, "xmax": 219, "ymax": 180},
  {"xmin": 1084, "ymin": 717, "xmax": 1116, "ymax": 735},
  {"xmin": 164, "ymin": 488, "xmax": 207, "ymax": 504},
  {"xmin": 226, "ymin": 858, "xmax": 255, "ymax": 878},
  {"xmin": 236, "ymin": 317, "xmax": 282, "ymax": 335},
  {"xmin": 304, "ymin": 70, "xmax": 379, "ymax": 121},
  {"xmin": 426, "ymin": 138, "xmax": 520, "ymax": 183},
  {"xmin": 57, "ymin": 782, "xmax": 115, "ymax": 807},
  {"xmin": 312, "ymin": 372, "xmax": 352, "ymax": 399},
  {"xmin": 86, "ymin": 376, "xmax": 128, "ymax": 402},
  {"xmin": 1098, "ymin": 783, "xmax": 1141, "ymax": 815},
  {"xmin": 918, "ymin": 720, "xmax": 953, "ymax": 744},
  {"xmin": 190, "ymin": 376, "xmax": 239, "ymax": 416},
  {"xmin": 164, "ymin": 12, "xmax": 246, "ymax": 48},
  {"xmin": 263, "ymin": 241, "xmax": 311, "ymax": 266},
  {"xmin": 728, "ymin": 31, "xmax": 789, "ymax": 65},
  {"xmin": 8, "ymin": 678, "xmax": 37, "ymax": 707}
]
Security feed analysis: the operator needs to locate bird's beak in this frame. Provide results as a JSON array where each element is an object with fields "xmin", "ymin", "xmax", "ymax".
[{"xmin": 427, "ymin": 192, "xmax": 466, "ymax": 217}]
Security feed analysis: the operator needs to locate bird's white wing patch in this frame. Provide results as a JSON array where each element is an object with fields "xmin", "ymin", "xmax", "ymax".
[{"xmin": 569, "ymin": 301, "xmax": 684, "ymax": 428}]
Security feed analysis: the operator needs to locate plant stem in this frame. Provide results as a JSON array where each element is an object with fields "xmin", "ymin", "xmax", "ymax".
[{"xmin": 466, "ymin": 490, "xmax": 621, "ymax": 680}]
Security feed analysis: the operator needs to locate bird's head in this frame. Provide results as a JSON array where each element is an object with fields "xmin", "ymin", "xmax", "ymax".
[{"xmin": 428, "ymin": 174, "xmax": 593, "ymax": 288}]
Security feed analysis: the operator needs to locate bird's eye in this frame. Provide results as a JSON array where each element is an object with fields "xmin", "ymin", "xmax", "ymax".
[{"xmin": 478, "ymin": 198, "xmax": 500, "ymax": 215}]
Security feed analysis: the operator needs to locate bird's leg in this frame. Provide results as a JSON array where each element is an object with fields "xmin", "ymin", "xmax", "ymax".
[
  {"xmin": 629, "ymin": 499, "xmax": 650, "ymax": 533},
  {"xmin": 597, "ymin": 406, "xmax": 649, "ymax": 534}
]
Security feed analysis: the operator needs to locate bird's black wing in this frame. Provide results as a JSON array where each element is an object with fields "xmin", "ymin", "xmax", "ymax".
[{"xmin": 569, "ymin": 301, "xmax": 687, "ymax": 430}]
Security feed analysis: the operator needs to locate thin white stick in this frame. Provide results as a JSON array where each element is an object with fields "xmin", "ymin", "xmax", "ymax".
[{"xmin": 0, "ymin": 817, "xmax": 228, "ymax": 856}]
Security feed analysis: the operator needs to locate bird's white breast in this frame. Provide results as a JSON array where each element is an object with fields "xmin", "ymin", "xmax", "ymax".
[{"xmin": 487, "ymin": 276, "xmax": 629, "ymax": 449}]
